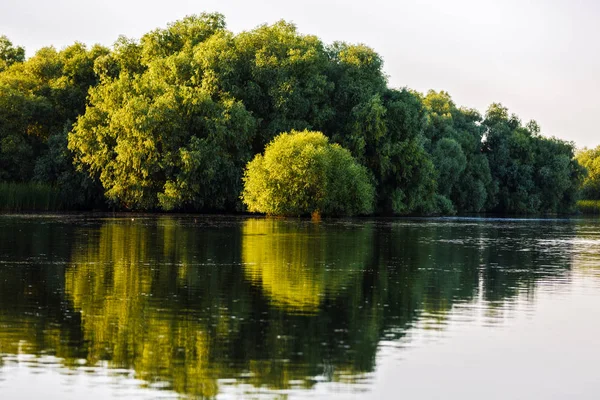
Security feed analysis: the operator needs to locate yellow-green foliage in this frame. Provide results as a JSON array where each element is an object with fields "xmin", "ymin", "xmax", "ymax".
[
  {"xmin": 576, "ymin": 146, "xmax": 600, "ymax": 200},
  {"xmin": 241, "ymin": 219, "xmax": 371, "ymax": 314},
  {"xmin": 577, "ymin": 200, "xmax": 600, "ymax": 214},
  {"xmin": 242, "ymin": 130, "xmax": 374, "ymax": 216},
  {"xmin": 0, "ymin": 15, "xmax": 585, "ymax": 214},
  {"xmin": 0, "ymin": 182, "xmax": 62, "ymax": 211}
]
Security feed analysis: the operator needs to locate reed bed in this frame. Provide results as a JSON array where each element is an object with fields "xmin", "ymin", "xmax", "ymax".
[{"xmin": 0, "ymin": 182, "xmax": 63, "ymax": 212}]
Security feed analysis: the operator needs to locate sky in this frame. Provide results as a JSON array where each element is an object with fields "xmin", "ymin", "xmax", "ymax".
[{"xmin": 1, "ymin": 0, "xmax": 598, "ymax": 148}]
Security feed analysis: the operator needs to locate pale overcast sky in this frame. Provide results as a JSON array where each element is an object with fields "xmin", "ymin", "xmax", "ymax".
[{"xmin": 1, "ymin": 0, "xmax": 598, "ymax": 148}]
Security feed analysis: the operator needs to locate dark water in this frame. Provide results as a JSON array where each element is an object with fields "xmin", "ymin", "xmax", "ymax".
[{"xmin": 0, "ymin": 215, "xmax": 599, "ymax": 399}]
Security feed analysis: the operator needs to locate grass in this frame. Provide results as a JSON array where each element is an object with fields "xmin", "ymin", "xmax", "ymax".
[
  {"xmin": 0, "ymin": 182, "xmax": 63, "ymax": 212},
  {"xmin": 577, "ymin": 200, "xmax": 600, "ymax": 215}
]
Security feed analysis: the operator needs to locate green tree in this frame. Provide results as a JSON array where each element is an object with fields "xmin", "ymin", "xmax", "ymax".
[
  {"xmin": 69, "ymin": 13, "xmax": 255, "ymax": 210},
  {"xmin": 482, "ymin": 103, "xmax": 582, "ymax": 213},
  {"xmin": 422, "ymin": 90, "xmax": 495, "ymax": 213},
  {"xmin": 67, "ymin": 15, "xmax": 445, "ymax": 214},
  {"xmin": 0, "ymin": 42, "xmax": 109, "ymax": 208},
  {"xmin": 242, "ymin": 130, "xmax": 374, "ymax": 216},
  {"xmin": 0, "ymin": 14, "xmax": 587, "ymax": 214},
  {"xmin": 215, "ymin": 20, "xmax": 334, "ymax": 153},
  {"xmin": 322, "ymin": 44, "xmax": 437, "ymax": 214},
  {"xmin": 324, "ymin": 43, "xmax": 434, "ymax": 214},
  {"xmin": 576, "ymin": 146, "xmax": 600, "ymax": 200},
  {"xmin": 0, "ymin": 35, "xmax": 25, "ymax": 72}
]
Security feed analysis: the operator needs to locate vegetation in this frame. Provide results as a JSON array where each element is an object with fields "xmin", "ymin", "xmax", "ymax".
[
  {"xmin": 576, "ymin": 146, "xmax": 600, "ymax": 199},
  {"xmin": 0, "ymin": 14, "xmax": 591, "ymax": 215},
  {"xmin": 573, "ymin": 146, "xmax": 600, "ymax": 214},
  {"xmin": 422, "ymin": 91, "xmax": 495, "ymax": 213},
  {"xmin": 577, "ymin": 200, "xmax": 600, "ymax": 214},
  {"xmin": 482, "ymin": 104, "xmax": 584, "ymax": 214},
  {"xmin": 0, "ymin": 182, "xmax": 62, "ymax": 211},
  {"xmin": 0, "ymin": 35, "xmax": 108, "ymax": 209},
  {"xmin": 242, "ymin": 130, "xmax": 374, "ymax": 216}
]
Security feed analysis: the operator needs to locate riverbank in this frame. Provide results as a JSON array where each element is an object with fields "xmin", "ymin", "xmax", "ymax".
[{"xmin": 3, "ymin": 183, "xmax": 598, "ymax": 217}]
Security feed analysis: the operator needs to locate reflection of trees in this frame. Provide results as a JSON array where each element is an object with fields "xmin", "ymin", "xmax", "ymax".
[
  {"xmin": 367, "ymin": 221, "xmax": 573, "ymax": 334},
  {"xmin": 0, "ymin": 218, "xmax": 84, "ymax": 361},
  {"xmin": 65, "ymin": 218, "xmax": 248, "ymax": 398},
  {"xmin": 475, "ymin": 221, "xmax": 573, "ymax": 304},
  {"xmin": 242, "ymin": 219, "xmax": 372, "ymax": 314},
  {"xmin": 64, "ymin": 218, "xmax": 377, "ymax": 395},
  {"xmin": 0, "ymin": 270, "xmax": 84, "ymax": 363},
  {"xmin": 572, "ymin": 219, "xmax": 600, "ymax": 277},
  {"xmin": 0, "ymin": 217, "xmax": 577, "ymax": 398}
]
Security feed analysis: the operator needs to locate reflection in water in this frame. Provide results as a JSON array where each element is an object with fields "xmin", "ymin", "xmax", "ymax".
[
  {"xmin": 65, "ymin": 218, "xmax": 246, "ymax": 397},
  {"xmin": 0, "ymin": 219, "xmax": 84, "ymax": 363},
  {"xmin": 242, "ymin": 219, "xmax": 372, "ymax": 314},
  {"xmin": 0, "ymin": 216, "xmax": 593, "ymax": 399},
  {"xmin": 573, "ymin": 222, "xmax": 600, "ymax": 278}
]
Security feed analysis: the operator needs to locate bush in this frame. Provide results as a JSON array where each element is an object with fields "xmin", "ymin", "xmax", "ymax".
[{"xmin": 242, "ymin": 130, "xmax": 374, "ymax": 216}]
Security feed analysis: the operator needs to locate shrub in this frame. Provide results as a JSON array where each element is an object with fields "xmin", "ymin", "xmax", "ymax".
[{"xmin": 242, "ymin": 130, "xmax": 374, "ymax": 216}]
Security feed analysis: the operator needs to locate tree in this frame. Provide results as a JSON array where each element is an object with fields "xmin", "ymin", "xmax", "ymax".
[
  {"xmin": 326, "ymin": 48, "xmax": 436, "ymax": 214},
  {"xmin": 576, "ymin": 146, "xmax": 600, "ymax": 200},
  {"xmin": 377, "ymin": 89, "xmax": 437, "ymax": 214},
  {"xmin": 226, "ymin": 21, "xmax": 334, "ymax": 153},
  {"xmin": 0, "ymin": 36, "xmax": 25, "ymax": 72},
  {"xmin": 0, "ymin": 42, "xmax": 109, "ymax": 210},
  {"xmin": 0, "ymin": 14, "xmax": 587, "ymax": 215},
  {"xmin": 482, "ymin": 103, "xmax": 583, "ymax": 213},
  {"xmin": 242, "ymin": 130, "xmax": 374, "ymax": 216},
  {"xmin": 422, "ymin": 91, "xmax": 495, "ymax": 213},
  {"xmin": 69, "ymin": 13, "xmax": 255, "ymax": 210}
]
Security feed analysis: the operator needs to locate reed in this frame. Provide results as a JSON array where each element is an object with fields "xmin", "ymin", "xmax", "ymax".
[
  {"xmin": 577, "ymin": 200, "xmax": 600, "ymax": 215},
  {"xmin": 0, "ymin": 182, "xmax": 63, "ymax": 212}
]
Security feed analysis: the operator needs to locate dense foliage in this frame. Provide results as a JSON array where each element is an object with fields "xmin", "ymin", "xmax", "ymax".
[
  {"xmin": 421, "ymin": 91, "xmax": 495, "ymax": 213},
  {"xmin": 0, "ymin": 36, "xmax": 107, "ymax": 208},
  {"xmin": 242, "ymin": 130, "xmax": 374, "ymax": 216},
  {"xmin": 482, "ymin": 104, "xmax": 584, "ymax": 213},
  {"xmin": 0, "ymin": 13, "xmax": 588, "ymax": 215},
  {"xmin": 576, "ymin": 146, "xmax": 600, "ymax": 200}
]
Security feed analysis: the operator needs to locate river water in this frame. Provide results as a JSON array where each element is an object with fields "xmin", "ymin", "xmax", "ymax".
[{"xmin": 0, "ymin": 215, "xmax": 599, "ymax": 399}]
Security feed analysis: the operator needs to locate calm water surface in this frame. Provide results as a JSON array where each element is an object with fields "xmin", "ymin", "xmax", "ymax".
[{"xmin": 0, "ymin": 215, "xmax": 599, "ymax": 399}]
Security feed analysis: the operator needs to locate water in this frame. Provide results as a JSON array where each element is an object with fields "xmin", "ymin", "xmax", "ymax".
[{"xmin": 0, "ymin": 215, "xmax": 599, "ymax": 399}]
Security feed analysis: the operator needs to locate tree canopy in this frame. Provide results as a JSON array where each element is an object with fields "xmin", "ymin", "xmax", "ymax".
[
  {"xmin": 0, "ymin": 13, "xmax": 588, "ymax": 215},
  {"xmin": 422, "ymin": 90, "xmax": 495, "ymax": 213},
  {"xmin": 482, "ymin": 103, "xmax": 584, "ymax": 213},
  {"xmin": 0, "ymin": 35, "xmax": 25, "ymax": 72},
  {"xmin": 576, "ymin": 146, "xmax": 600, "ymax": 200}
]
